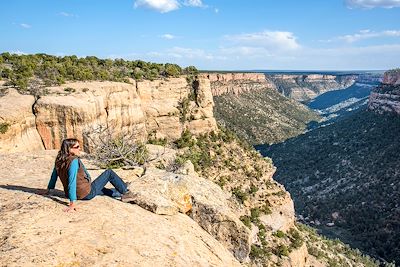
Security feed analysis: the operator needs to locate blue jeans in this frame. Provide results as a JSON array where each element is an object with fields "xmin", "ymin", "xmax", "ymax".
[{"xmin": 83, "ymin": 169, "xmax": 128, "ymax": 200}]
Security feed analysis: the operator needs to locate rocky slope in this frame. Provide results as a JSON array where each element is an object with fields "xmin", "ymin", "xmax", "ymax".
[
  {"xmin": 258, "ymin": 108, "xmax": 400, "ymax": 264},
  {"xmin": 368, "ymin": 69, "xmax": 400, "ymax": 115},
  {"xmin": 268, "ymin": 74, "xmax": 356, "ymax": 103},
  {"xmin": 206, "ymin": 73, "xmax": 320, "ymax": 145}
]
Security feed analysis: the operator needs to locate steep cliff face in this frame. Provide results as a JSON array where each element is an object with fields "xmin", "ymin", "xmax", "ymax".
[
  {"xmin": 207, "ymin": 73, "xmax": 320, "ymax": 144},
  {"xmin": 202, "ymin": 73, "xmax": 276, "ymax": 96},
  {"xmin": 382, "ymin": 69, "xmax": 400, "ymax": 85},
  {"xmin": 0, "ymin": 89, "xmax": 44, "ymax": 152},
  {"xmin": 269, "ymin": 74, "xmax": 356, "ymax": 102},
  {"xmin": 0, "ymin": 78, "xmax": 217, "ymax": 151},
  {"xmin": 368, "ymin": 70, "xmax": 400, "ymax": 115}
]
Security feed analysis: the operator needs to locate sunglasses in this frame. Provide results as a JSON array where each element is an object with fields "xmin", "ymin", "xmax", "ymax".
[{"xmin": 71, "ymin": 145, "xmax": 80, "ymax": 149}]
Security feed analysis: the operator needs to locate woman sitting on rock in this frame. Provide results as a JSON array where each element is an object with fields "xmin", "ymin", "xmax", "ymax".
[{"xmin": 41, "ymin": 138, "xmax": 132, "ymax": 212}]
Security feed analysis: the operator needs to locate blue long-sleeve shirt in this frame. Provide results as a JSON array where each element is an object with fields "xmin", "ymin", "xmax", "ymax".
[{"xmin": 47, "ymin": 159, "xmax": 91, "ymax": 202}]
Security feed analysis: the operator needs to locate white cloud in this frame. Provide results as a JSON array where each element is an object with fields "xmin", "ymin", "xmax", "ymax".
[
  {"xmin": 338, "ymin": 29, "xmax": 400, "ymax": 42},
  {"xmin": 183, "ymin": 0, "xmax": 205, "ymax": 7},
  {"xmin": 59, "ymin": 12, "xmax": 75, "ymax": 17},
  {"xmin": 161, "ymin": 33, "xmax": 176, "ymax": 39},
  {"xmin": 225, "ymin": 30, "xmax": 301, "ymax": 51},
  {"xmin": 20, "ymin": 23, "xmax": 31, "ymax": 29},
  {"xmin": 10, "ymin": 50, "xmax": 27, "ymax": 55},
  {"xmin": 220, "ymin": 46, "xmax": 274, "ymax": 57},
  {"xmin": 134, "ymin": 0, "xmax": 180, "ymax": 13},
  {"xmin": 345, "ymin": 0, "xmax": 400, "ymax": 9},
  {"xmin": 134, "ymin": 0, "xmax": 207, "ymax": 12},
  {"xmin": 214, "ymin": 8, "xmax": 219, "ymax": 13}
]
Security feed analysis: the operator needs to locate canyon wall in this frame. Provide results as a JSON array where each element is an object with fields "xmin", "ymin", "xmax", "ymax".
[
  {"xmin": 368, "ymin": 70, "xmax": 400, "ymax": 115},
  {"xmin": 268, "ymin": 74, "xmax": 356, "ymax": 102},
  {"xmin": 201, "ymin": 73, "xmax": 276, "ymax": 96},
  {"xmin": 202, "ymin": 72, "xmax": 356, "ymax": 103},
  {"xmin": 207, "ymin": 72, "xmax": 321, "ymax": 145},
  {"xmin": 0, "ymin": 78, "xmax": 217, "ymax": 152}
]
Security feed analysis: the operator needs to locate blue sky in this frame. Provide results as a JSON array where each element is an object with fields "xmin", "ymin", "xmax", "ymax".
[{"xmin": 1, "ymin": 0, "xmax": 400, "ymax": 70}]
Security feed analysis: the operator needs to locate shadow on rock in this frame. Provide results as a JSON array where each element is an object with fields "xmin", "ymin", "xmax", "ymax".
[{"xmin": 0, "ymin": 184, "xmax": 68, "ymax": 205}]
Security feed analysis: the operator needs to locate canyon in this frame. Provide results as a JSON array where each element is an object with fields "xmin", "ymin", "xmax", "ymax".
[{"xmin": 0, "ymin": 72, "xmax": 383, "ymax": 266}]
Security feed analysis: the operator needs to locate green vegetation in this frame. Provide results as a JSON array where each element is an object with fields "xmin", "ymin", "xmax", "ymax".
[
  {"xmin": 63, "ymin": 87, "xmax": 76, "ymax": 93},
  {"xmin": 213, "ymin": 86, "xmax": 320, "ymax": 145},
  {"xmin": 260, "ymin": 109, "xmax": 400, "ymax": 264},
  {"xmin": 177, "ymin": 97, "xmax": 191, "ymax": 123},
  {"xmin": 273, "ymin": 230, "xmax": 286, "ymax": 238},
  {"xmin": 0, "ymin": 122, "xmax": 10, "ymax": 134},
  {"xmin": 0, "ymin": 52, "xmax": 198, "ymax": 93},
  {"xmin": 147, "ymin": 131, "xmax": 168, "ymax": 146},
  {"xmin": 298, "ymin": 223, "xmax": 382, "ymax": 267}
]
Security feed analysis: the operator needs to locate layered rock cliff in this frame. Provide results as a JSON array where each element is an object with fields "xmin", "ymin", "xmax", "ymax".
[
  {"xmin": 206, "ymin": 73, "xmax": 320, "ymax": 144},
  {"xmin": 268, "ymin": 74, "xmax": 356, "ymax": 102},
  {"xmin": 368, "ymin": 69, "xmax": 400, "ymax": 115},
  {"xmin": 0, "ymin": 78, "xmax": 217, "ymax": 151},
  {"xmin": 202, "ymin": 73, "xmax": 276, "ymax": 96}
]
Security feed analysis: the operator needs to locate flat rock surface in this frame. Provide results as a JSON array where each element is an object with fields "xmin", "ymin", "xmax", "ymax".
[{"xmin": 0, "ymin": 150, "xmax": 241, "ymax": 267}]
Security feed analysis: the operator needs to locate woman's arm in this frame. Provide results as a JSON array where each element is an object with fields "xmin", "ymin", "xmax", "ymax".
[
  {"xmin": 65, "ymin": 159, "xmax": 79, "ymax": 212},
  {"xmin": 47, "ymin": 167, "xmax": 58, "ymax": 190},
  {"xmin": 38, "ymin": 167, "xmax": 58, "ymax": 195}
]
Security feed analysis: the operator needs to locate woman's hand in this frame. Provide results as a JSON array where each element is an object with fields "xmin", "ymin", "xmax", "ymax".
[{"xmin": 64, "ymin": 202, "xmax": 77, "ymax": 212}]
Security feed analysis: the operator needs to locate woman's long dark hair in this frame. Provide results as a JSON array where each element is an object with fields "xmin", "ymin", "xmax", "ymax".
[{"xmin": 55, "ymin": 138, "xmax": 79, "ymax": 168}]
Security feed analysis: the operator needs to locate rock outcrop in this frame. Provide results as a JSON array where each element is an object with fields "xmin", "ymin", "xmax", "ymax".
[
  {"xmin": 368, "ymin": 70, "xmax": 400, "ymax": 115},
  {"xmin": 268, "ymin": 74, "xmax": 356, "ymax": 102},
  {"xmin": 382, "ymin": 69, "xmax": 400, "ymax": 85},
  {"xmin": 1, "ymin": 78, "xmax": 217, "ymax": 152},
  {"xmin": 125, "ymin": 166, "xmax": 251, "ymax": 261},
  {"xmin": 0, "ymin": 150, "xmax": 241, "ymax": 267},
  {"xmin": 0, "ymin": 89, "xmax": 44, "ymax": 152}
]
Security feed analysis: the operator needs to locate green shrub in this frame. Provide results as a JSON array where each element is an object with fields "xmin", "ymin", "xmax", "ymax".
[
  {"xmin": 250, "ymin": 208, "xmax": 261, "ymax": 223},
  {"xmin": 260, "ymin": 204, "xmax": 272, "ymax": 215},
  {"xmin": 0, "ymin": 122, "xmax": 10, "ymax": 134},
  {"xmin": 240, "ymin": 215, "xmax": 252, "ymax": 229},
  {"xmin": 64, "ymin": 87, "xmax": 76, "ymax": 93},
  {"xmin": 175, "ymin": 129, "xmax": 194, "ymax": 148},
  {"xmin": 147, "ymin": 131, "xmax": 168, "ymax": 146},
  {"xmin": 178, "ymin": 97, "xmax": 191, "ymax": 123},
  {"xmin": 232, "ymin": 187, "xmax": 248, "ymax": 204},
  {"xmin": 250, "ymin": 184, "xmax": 258, "ymax": 194},
  {"xmin": 276, "ymin": 245, "xmax": 289, "ymax": 257},
  {"xmin": 250, "ymin": 245, "xmax": 266, "ymax": 259},
  {"xmin": 274, "ymin": 230, "xmax": 286, "ymax": 238}
]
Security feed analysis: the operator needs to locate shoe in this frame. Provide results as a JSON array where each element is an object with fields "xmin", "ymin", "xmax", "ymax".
[{"xmin": 121, "ymin": 190, "xmax": 138, "ymax": 203}]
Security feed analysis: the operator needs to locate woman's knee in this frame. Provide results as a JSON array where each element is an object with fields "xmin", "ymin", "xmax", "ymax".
[{"xmin": 106, "ymin": 169, "xmax": 116, "ymax": 175}]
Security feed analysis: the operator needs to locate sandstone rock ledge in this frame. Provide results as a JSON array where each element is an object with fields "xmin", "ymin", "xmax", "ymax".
[{"xmin": 0, "ymin": 150, "xmax": 240, "ymax": 267}]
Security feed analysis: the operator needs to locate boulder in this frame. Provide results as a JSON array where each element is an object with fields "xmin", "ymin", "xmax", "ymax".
[{"xmin": 124, "ymin": 166, "xmax": 252, "ymax": 262}]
